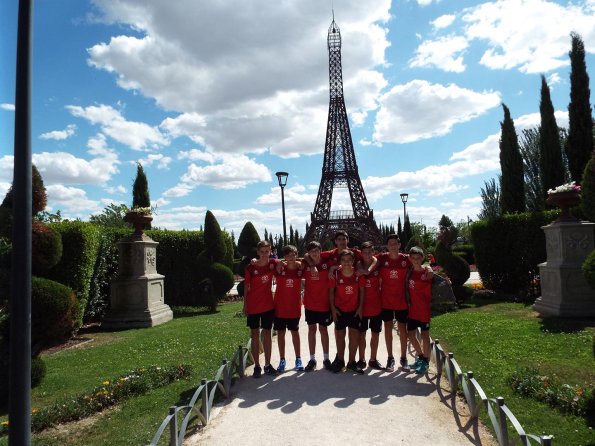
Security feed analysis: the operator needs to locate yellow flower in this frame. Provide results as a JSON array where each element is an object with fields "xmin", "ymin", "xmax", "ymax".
[
  {"xmin": 102, "ymin": 380, "xmax": 110, "ymax": 385},
  {"xmin": 31, "ymin": 408, "xmax": 38, "ymax": 414},
  {"xmin": 1, "ymin": 421, "xmax": 8, "ymax": 426}
]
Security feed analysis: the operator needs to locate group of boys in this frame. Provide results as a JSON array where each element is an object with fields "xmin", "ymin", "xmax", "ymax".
[{"xmin": 243, "ymin": 231, "xmax": 433, "ymax": 378}]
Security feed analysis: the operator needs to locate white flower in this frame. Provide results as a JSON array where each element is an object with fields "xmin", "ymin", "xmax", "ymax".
[{"xmin": 547, "ymin": 182, "xmax": 581, "ymax": 194}]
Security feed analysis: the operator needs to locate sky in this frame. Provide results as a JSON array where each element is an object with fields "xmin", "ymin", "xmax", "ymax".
[{"xmin": 1, "ymin": 0, "xmax": 594, "ymax": 239}]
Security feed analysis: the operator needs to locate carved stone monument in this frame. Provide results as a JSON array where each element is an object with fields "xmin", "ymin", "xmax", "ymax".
[
  {"xmin": 534, "ymin": 220, "xmax": 595, "ymax": 317},
  {"xmin": 103, "ymin": 225, "xmax": 173, "ymax": 329}
]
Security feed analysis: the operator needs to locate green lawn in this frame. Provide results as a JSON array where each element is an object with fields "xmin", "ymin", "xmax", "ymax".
[
  {"xmin": 1, "ymin": 302, "xmax": 247, "ymax": 446},
  {"xmin": 431, "ymin": 294, "xmax": 594, "ymax": 446}
]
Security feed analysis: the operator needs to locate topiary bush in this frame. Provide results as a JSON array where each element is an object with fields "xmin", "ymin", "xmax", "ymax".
[
  {"xmin": 32, "ymin": 221, "xmax": 63, "ymax": 276},
  {"xmin": 581, "ymin": 156, "xmax": 595, "ymax": 222},
  {"xmin": 208, "ymin": 262, "xmax": 235, "ymax": 299},
  {"xmin": 583, "ymin": 249, "xmax": 595, "ymax": 290},
  {"xmin": 452, "ymin": 243, "xmax": 475, "ymax": 265},
  {"xmin": 31, "ymin": 276, "xmax": 80, "ymax": 351}
]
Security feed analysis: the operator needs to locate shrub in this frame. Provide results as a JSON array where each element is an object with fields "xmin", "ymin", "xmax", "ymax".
[
  {"xmin": 237, "ymin": 222, "xmax": 260, "ymax": 258},
  {"xmin": 452, "ymin": 243, "xmax": 475, "ymax": 265},
  {"xmin": 471, "ymin": 211, "xmax": 557, "ymax": 294},
  {"xmin": 31, "ymin": 355, "xmax": 46, "ymax": 388},
  {"xmin": 31, "ymin": 221, "xmax": 63, "ymax": 276},
  {"xmin": 208, "ymin": 262, "xmax": 235, "ymax": 300},
  {"xmin": 1, "ymin": 164, "xmax": 47, "ymax": 215},
  {"xmin": 204, "ymin": 210, "xmax": 227, "ymax": 263},
  {"xmin": 0, "ymin": 238, "xmax": 10, "ymax": 270},
  {"xmin": 47, "ymin": 221, "xmax": 101, "ymax": 324},
  {"xmin": 0, "ymin": 207, "xmax": 11, "ymax": 238},
  {"xmin": 580, "ymin": 156, "xmax": 595, "ymax": 222},
  {"xmin": 31, "ymin": 276, "xmax": 80, "ymax": 351},
  {"xmin": 583, "ymin": 249, "xmax": 595, "ymax": 290}
]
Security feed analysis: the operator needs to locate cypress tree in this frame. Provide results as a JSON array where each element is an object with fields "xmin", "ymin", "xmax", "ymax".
[
  {"xmin": 402, "ymin": 214, "xmax": 412, "ymax": 248},
  {"xmin": 478, "ymin": 177, "xmax": 500, "ymax": 220},
  {"xmin": 499, "ymin": 104, "xmax": 526, "ymax": 213},
  {"xmin": 204, "ymin": 210, "xmax": 226, "ymax": 263},
  {"xmin": 237, "ymin": 222, "xmax": 260, "ymax": 257},
  {"xmin": 539, "ymin": 76, "xmax": 565, "ymax": 197},
  {"xmin": 397, "ymin": 216, "xmax": 402, "ymax": 242},
  {"xmin": 520, "ymin": 128, "xmax": 544, "ymax": 211},
  {"xmin": 132, "ymin": 162, "xmax": 150, "ymax": 209},
  {"xmin": 565, "ymin": 32, "xmax": 593, "ymax": 183}
]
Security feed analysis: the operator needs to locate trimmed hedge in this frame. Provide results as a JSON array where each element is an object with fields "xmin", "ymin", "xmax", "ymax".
[
  {"xmin": 47, "ymin": 221, "xmax": 101, "ymax": 324},
  {"xmin": 583, "ymin": 249, "xmax": 595, "ymax": 290},
  {"xmin": 452, "ymin": 243, "xmax": 475, "ymax": 265},
  {"xmin": 471, "ymin": 210, "xmax": 558, "ymax": 294}
]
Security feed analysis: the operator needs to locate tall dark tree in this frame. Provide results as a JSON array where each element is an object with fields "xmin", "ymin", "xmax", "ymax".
[
  {"xmin": 565, "ymin": 32, "xmax": 594, "ymax": 183},
  {"xmin": 132, "ymin": 162, "xmax": 150, "ymax": 209},
  {"xmin": 237, "ymin": 222, "xmax": 260, "ymax": 258},
  {"xmin": 397, "ymin": 216, "xmax": 402, "ymax": 241},
  {"xmin": 499, "ymin": 104, "xmax": 526, "ymax": 213},
  {"xmin": 478, "ymin": 177, "xmax": 500, "ymax": 220},
  {"xmin": 2, "ymin": 164, "xmax": 47, "ymax": 215},
  {"xmin": 204, "ymin": 210, "xmax": 226, "ymax": 263},
  {"xmin": 539, "ymin": 75, "xmax": 566, "ymax": 197},
  {"xmin": 402, "ymin": 214, "xmax": 412, "ymax": 248},
  {"xmin": 519, "ymin": 128, "xmax": 544, "ymax": 211}
]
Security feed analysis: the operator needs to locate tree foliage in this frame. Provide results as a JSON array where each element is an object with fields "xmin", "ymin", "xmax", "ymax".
[
  {"xmin": 1, "ymin": 164, "xmax": 47, "ymax": 215},
  {"xmin": 565, "ymin": 32, "xmax": 594, "ymax": 183},
  {"xmin": 539, "ymin": 75, "xmax": 566, "ymax": 197},
  {"xmin": 89, "ymin": 203, "xmax": 129, "ymax": 228},
  {"xmin": 237, "ymin": 222, "xmax": 260, "ymax": 257},
  {"xmin": 203, "ymin": 210, "xmax": 226, "ymax": 263},
  {"xmin": 479, "ymin": 177, "xmax": 500, "ymax": 220},
  {"xmin": 520, "ymin": 128, "xmax": 544, "ymax": 211},
  {"xmin": 132, "ymin": 162, "xmax": 151, "ymax": 209},
  {"xmin": 499, "ymin": 104, "xmax": 526, "ymax": 214},
  {"xmin": 581, "ymin": 155, "xmax": 595, "ymax": 222}
]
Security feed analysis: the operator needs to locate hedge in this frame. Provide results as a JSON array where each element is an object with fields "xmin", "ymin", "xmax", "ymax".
[
  {"xmin": 47, "ymin": 221, "xmax": 101, "ymax": 325},
  {"xmin": 471, "ymin": 210, "xmax": 558, "ymax": 294}
]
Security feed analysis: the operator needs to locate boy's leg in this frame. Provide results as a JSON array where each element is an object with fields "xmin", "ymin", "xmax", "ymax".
[
  {"xmin": 383, "ymin": 320, "xmax": 394, "ymax": 358},
  {"xmin": 262, "ymin": 329, "xmax": 272, "ymax": 365},
  {"xmin": 421, "ymin": 330, "xmax": 431, "ymax": 360},
  {"xmin": 358, "ymin": 331, "xmax": 366, "ymax": 362},
  {"xmin": 277, "ymin": 328, "xmax": 286, "ymax": 359},
  {"xmin": 397, "ymin": 321, "xmax": 408, "ymax": 362},
  {"xmin": 308, "ymin": 323, "xmax": 317, "ymax": 356},
  {"xmin": 347, "ymin": 327, "xmax": 360, "ymax": 363},
  {"xmin": 335, "ymin": 328, "xmax": 346, "ymax": 361},
  {"xmin": 250, "ymin": 328, "xmax": 261, "ymax": 366},
  {"xmin": 370, "ymin": 331, "xmax": 379, "ymax": 361},
  {"xmin": 291, "ymin": 329, "xmax": 301, "ymax": 358},
  {"xmin": 320, "ymin": 324, "xmax": 330, "ymax": 357},
  {"xmin": 407, "ymin": 329, "xmax": 423, "ymax": 357}
]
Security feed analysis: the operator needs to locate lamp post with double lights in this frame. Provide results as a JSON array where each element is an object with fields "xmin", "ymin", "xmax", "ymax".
[{"xmin": 276, "ymin": 171, "xmax": 289, "ymax": 245}]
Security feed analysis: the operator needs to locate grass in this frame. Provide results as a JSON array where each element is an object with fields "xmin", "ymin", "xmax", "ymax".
[
  {"xmin": 0, "ymin": 302, "xmax": 247, "ymax": 446},
  {"xmin": 431, "ymin": 293, "xmax": 595, "ymax": 446}
]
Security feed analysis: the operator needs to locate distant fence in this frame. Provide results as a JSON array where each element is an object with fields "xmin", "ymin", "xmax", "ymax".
[
  {"xmin": 430, "ymin": 337, "xmax": 553, "ymax": 446},
  {"xmin": 147, "ymin": 339, "xmax": 252, "ymax": 446}
]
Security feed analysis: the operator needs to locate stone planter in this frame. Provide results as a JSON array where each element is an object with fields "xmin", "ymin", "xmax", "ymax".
[
  {"xmin": 124, "ymin": 212, "xmax": 153, "ymax": 236},
  {"xmin": 546, "ymin": 191, "xmax": 581, "ymax": 223}
]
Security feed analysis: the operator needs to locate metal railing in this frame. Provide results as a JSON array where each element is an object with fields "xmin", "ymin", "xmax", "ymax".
[
  {"xmin": 430, "ymin": 337, "xmax": 553, "ymax": 446},
  {"xmin": 147, "ymin": 339, "xmax": 252, "ymax": 446}
]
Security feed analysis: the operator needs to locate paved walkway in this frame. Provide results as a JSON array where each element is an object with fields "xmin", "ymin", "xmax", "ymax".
[{"xmin": 187, "ymin": 317, "xmax": 496, "ymax": 446}]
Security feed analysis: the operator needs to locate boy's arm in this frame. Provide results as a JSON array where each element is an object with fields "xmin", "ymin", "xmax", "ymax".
[
  {"xmin": 243, "ymin": 270, "xmax": 251, "ymax": 313},
  {"xmin": 355, "ymin": 286, "xmax": 364, "ymax": 319},
  {"xmin": 329, "ymin": 287, "xmax": 338, "ymax": 322}
]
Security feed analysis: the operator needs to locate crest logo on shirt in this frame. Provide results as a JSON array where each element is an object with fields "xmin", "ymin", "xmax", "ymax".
[
  {"xmin": 339, "ymin": 279, "xmax": 344, "ymax": 284},
  {"xmin": 421, "ymin": 273, "xmax": 427, "ymax": 280},
  {"xmin": 409, "ymin": 279, "xmax": 415, "ymax": 289},
  {"xmin": 322, "ymin": 264, "xmax": 328, "ymax": 270},
  {"xmin": 261, "ymin": 275, "xmax": 269, "ymax": 283},
  {"xmin": 389, "ymin": 270, "xmax": 398, "ymax": 279},
  {"xmin": 401, "ymin": 261, "xmax": 407, "ymax": 267},
  {"xmin": 286, "ymin": 279, "xmax": 294, "ymax": 287},
  {"xmin": 345, "ymin": 286, "xmax": 354, "ymax": 294},
  {"xmin": 269, "ymin": 264, "xmax": 275, "ymax": 270},
  {"xmin": 384, "ymin": 261, "xmax": 389, "ymax": 267}
]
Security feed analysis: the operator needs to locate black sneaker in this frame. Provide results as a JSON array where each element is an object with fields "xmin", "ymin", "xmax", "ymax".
[
  {"xmin": 305, "ymin": 359, "xmax": 317, "ymax": 372},
  {"xmin": 323, "ymin": 359, "xmax": 333, "ymax": 371},
  {"xmin": 253, "ymin": 365, "xmax": 262, "ymax": 378},
  {"xmin": 356, "ymin": 359, "xmax": 366, "ymax": 369},
  {"xmin": 331, "ymin": 359, "xmax": 345, "ymax": 373},
  {"xmin": 368, "ymin": 359, "xmax": 383, "ymax": 370},
  {"xmin": 346, "ymin": 361, "xmax": 365, "ymax": 374},
  {"xmin": 264, "ymin": 364, "xmax": 277, "ymax": 376},
  {"xmin": 386, "ymin": 356, "xmax": 395, "ymax": 372},
  {"xmin": 399, "ymin": 357, "xmax": 408, "ymax": 369}
]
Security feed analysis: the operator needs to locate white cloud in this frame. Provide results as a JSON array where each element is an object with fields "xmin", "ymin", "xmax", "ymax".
[
  {"xmin": 67, "ymin": 104, "xmax": 168, "ymax": 150},
  {"xmin": 135, "ymin": 153, "xmax": 172, "ymax": 170},
  {"xmin": 410, "ymin": 35, "xmax": 468, "ymax": 72},
  {"xmin": 46, "ymin": 184, "xmax": 102, "ymax": 215},
  {"xmin": 86, "ymin": 0, "xmax": 392, "ymax": 157},
  {"xmin": 432, "ymin": 14, "xmax": 455, "ymax": 29},
  {"xmin": 40, "ymin": 124, "xmax": 77, "ymax": 140},
  {"xmin": 104, "ymin": 184, "xmax": 127, "ymax": 194},
  {"xmin": 1, "ymin": 103, "xmax": 15, "ymax": 111},
  {"xmin": 373, "ymin": 80, "xmax": 501, "ymax": 143}
]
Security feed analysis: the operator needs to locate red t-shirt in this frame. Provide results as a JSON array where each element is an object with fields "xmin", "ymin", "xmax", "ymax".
[
  {"xmin": 359, "ymin": 269, "xmax": 381, "ymax": 317},
  {"xmin": 407, "ymin": 269, "xmax": 432, "ymax": 323},
  {"xmin": 329, "ymin": 269, "xmax": 359, "ymax": 312},
  {"xmin": 321, "ymin": 247, "xmax": 363, "ymax": 266},
  {"xmin": 303, "ymin": 259, "xmax": 332, "ymax": 312},
  {"xmin": 244, "ymin": 259, "xmax": 278, "ymax": 314},
  {"xmin": 274, "ymin": 267, "xmax": 303, "ymax": 318},
  {"xmin": 376, "ymin": 252, "xmax": 411, "ymax": 310}
]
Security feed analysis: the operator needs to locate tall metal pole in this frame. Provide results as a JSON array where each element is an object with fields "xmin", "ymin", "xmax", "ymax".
[
  {"xmin": 10, "ymin": 0, "xmax": 33, "ymax": 444},
  {"xmin": 280, "ymin": 186, "xmax": 287, "ymax": 245}
]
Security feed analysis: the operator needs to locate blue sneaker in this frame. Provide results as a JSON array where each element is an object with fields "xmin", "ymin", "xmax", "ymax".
[
  {"xmin": 295, "ymin": 357, "xmax": 304, "ymax": 371},
  {"xmin": 415, "ymin": 358, "xmax": 429, "ymax": 374},
  {"xmin": 405, "ymin": 357, "xmax": 423, "ymax": 372},
  {"xmin": 278, "ymin": 358, "xmax": 286, "ymax": 373}
]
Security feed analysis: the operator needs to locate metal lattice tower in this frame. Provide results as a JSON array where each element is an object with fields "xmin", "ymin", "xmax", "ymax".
[{"xmin": 303, "ymin": 18, "xmax": 382, "ymax": 246}]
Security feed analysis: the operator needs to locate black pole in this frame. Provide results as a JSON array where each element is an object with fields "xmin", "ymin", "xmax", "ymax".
[
  {"xmin": 9, "ymin": 0, "xmax": 33, "ymax": 444},
  {"xmin": 280, "ymin": 186, "xmax": 287, "ymax": 245}
]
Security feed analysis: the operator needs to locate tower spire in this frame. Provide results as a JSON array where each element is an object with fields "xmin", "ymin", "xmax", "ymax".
[{"xmin": 303, "ymin": 17, "xmax": 382, "ymax": 246}]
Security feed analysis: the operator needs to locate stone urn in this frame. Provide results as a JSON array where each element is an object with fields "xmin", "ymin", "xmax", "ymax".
[
  {"xmin": 546, "ymin": 191, "xmax": 581, "ymax": 223},
  {"xmin": 124, "ymin": 211, "xmax": 153, "ymax": 236}
]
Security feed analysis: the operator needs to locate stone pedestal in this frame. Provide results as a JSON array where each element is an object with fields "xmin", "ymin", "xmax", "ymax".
[
  {"xmin": 534, "ymin": 221, "xmax": 595, "ymax": 317},
  {"xmin": 103, "ymin": 234, "xmax": 173, "ymax": 329}
]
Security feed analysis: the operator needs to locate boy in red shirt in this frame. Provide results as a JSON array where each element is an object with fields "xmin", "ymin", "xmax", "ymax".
[
  {"xmin": 244, "ymin": 240, "xmax": 279, "ymax": 377},
  {"xmin": 274, "ymin": 245, "xmax": 304, "ymax": 372},
  {"xmin": 357, "ymin": 241, "xmax": 383, "ymax": 370},
  {"xmin": 302, "ymin": 241, "xmax": 333, "ymax": 372},
  {"xmin": 405, "ymin": 246, "xmax": 433, "ymax": 374},
  {"xmin": 376, "ymin": 234, "xmax": 411, "ymax": 371},
  {"xmin": 329, "ymin": 249, "xmax": 364, "ymax": 374}
]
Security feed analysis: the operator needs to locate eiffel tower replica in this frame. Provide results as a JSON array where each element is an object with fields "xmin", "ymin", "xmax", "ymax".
[{"xmin": 303, "ymin": 17, "xmax": 382, "ymax": 246}]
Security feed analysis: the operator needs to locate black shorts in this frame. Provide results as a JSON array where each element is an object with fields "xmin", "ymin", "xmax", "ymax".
[
  {"xmin": 274, "ymin": 317, "xmax": 300, "ymax": 331},
  {"xmin": 359, "ymin": 314, "xmax": 382, "ymax": 333},
  {"xmin": 381, "ymin": 308, "xmax": 408, "ymax": 324},
  {"xmin": 304, "ymin": 309, "xmax": 332, "ymax": 326},
  {"xmin": 246, "ymin": 309, "xmax": 274, "ymax": 330},
  {"xmin": 334, "ymin": 309, "xmax": 361, "ymax": 331},
  {"xmin": 407, "ymin": 318, "xmax": 430, "ymax": 331}
]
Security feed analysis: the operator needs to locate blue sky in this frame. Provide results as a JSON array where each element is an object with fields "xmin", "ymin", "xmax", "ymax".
[{"xmin": 1, "ymin": 0, "xmax": 594, "ymax": 238}]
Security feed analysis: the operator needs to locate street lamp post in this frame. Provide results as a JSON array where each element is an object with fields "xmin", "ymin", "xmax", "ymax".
[
  {"xmin": 400, "ymin": 193, "xmax": 409, "ymax": 223},
  {"xmin": 276, "ymin": 172, "xmax": 289, "ymax": 245}
]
